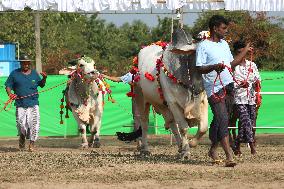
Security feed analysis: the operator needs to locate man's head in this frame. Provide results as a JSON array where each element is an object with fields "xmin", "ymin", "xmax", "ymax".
[
  {"xmin": 208, "ymin": 15, "xmax": 229, "ymax": 39},
  {"xmin": 19, "ymin": 54, "xmax": 32, "ymax": 72},
  {"xmin": 233, "ymin": 40, "xmax": 246, "ymax": 55}
]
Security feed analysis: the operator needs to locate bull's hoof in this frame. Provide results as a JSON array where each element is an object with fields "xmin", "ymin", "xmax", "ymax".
[
  {"xmin": 139, "ymin": 150, "xmax": 151, "ymax": 157},
  {"xmin": 93, "ymin": 141, "xmax": 101, "ymax": 148},
  {"xmin": 80, "ymin": 143, "xmax": 89, "ymax": 149},
  {"xmin": 179, "ymin": 151, "xmax": 191, "ymax": 161},
  {"xmin": 88, "ymin": 142, "xmax": 94, "ymax": 148},
  {"xmin": 188, "ymin": 138, "xmax": 198, "ymax": 148},
  {"xmin": 136, "ymin": 140, "xmax": 142, "ymax": 151},
  {"xmin": 177, "ymin": 143, "xmax": 190, "ymax": 160}
]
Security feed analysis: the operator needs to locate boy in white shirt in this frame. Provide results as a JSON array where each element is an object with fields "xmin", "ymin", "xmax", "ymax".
[{"xmin": 232, "ymin": 40, "xmax": 261, "ymax": 155}]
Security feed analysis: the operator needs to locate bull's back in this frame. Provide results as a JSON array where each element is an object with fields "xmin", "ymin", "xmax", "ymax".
[{"xmin": 138, "ymin": 45, "xmax": 164, "ymax": 104}]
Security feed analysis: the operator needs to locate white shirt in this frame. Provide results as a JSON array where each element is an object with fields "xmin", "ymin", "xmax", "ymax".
[
  {"xmin": 196, "ymin": 39, "xmax": 234, "ymax": 97},
  {"xmin": 234, "ymin": 60, "xmax": 261, "ymax": 105}
]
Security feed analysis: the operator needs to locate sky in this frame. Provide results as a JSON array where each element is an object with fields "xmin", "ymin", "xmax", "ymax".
[
  {"xmin": 97, "ymin": 9, "xmax": 202, "ymax": 27},
  {"xmin": 97, "ymin": 9, "xmax": 284, "ymax": 28}
]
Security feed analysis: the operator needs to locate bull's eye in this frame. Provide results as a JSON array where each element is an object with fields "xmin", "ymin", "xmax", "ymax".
[
  {"xmin": 79, "ymin": 64, "xmax": 84, "ymax": 67},
  {"xmin": 89, "ymin": 71, "xmax": 95, "ymax": 74}
]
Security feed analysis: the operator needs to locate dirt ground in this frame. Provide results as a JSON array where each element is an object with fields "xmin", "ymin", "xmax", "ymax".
[{"xmin": 0, "ymin": 134, "xmax": 283, "ymax": 189}]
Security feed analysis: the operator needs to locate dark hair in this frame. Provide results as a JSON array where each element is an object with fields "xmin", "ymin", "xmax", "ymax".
[
  {"xmin": 208, "ymin": 15, "xmax": 229, "ymax": 31},
  {"xmin": 233, "ymin": 40, "xmax": 246, "ymax": 52}
]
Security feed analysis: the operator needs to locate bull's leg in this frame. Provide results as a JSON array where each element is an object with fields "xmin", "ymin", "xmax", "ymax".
[
  {"xmin": 89, "ymin": 97, "xmax": 103, "ymax": 148},
  {"xmin": 133, "ymin": 85, "xmax": 150, "ymax": 155},
  {"xmin": 136, "ymin": 103, "xmax": 150, "ymax": 154},
  {"xmin": 71, "ymin": 107, "xmax": 88, "ymax": 148},
  {"xmin": 132, "ymin": 97, "xmax": 142, "ymax": 149},
  {"xmin": 167, "ymin": 102, "xmax": 190, "ymax": 160},
  {"xmin": 139, "ymin": 103, "xmax": 150, "ymax": 155},
  {"xmin": 93, "ymin": 120, "xmax": 101, "ymax": 148},
  {"xmin": 80, "ymin": 128, "xmax": 89, "ymax": 148},
  {"xmin": 188, "ymin": 98, "xmax": 208, "ymax": 147},
  {"xmin": 160, "ymin": 108, "xmax": 182, "ymax": 153}
]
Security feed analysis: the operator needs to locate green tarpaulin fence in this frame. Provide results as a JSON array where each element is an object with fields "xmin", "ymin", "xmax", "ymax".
[{"xmin": 0, "ymin": 71, "xmax": 283, "ymax": 137}]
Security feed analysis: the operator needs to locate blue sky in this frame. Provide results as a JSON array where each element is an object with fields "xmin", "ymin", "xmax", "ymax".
[{"xmin": 98, "ymin": 10, "xmax": 284, "ymax": 28}]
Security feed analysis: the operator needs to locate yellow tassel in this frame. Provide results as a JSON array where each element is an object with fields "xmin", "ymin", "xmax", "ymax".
[{"xmin": 108, "ymin": 95, "xmax": 116, "ymax": 103}]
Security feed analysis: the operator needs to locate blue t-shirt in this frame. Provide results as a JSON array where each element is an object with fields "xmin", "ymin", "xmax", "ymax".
[
  {"xmin": 196, "ymin": 39, "xmax": 234, "ymax": 97},
  {"xmin": 120, "ymin": 72, "xmax": 133, "ymax": 84},
  {"xmin": 5, "ymin": 69, "xmax": 43, "ymax": 108}
]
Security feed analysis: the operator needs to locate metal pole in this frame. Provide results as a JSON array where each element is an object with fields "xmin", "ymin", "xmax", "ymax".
[
  {"xmin": 260, "ymin": 92, "xmax": 284, "ymax": 95},
  {"xmin": 16, "ymin": 41, "xmax": 20, "ymax": 60},
  {"xmin": 170, "ymin": 10, "xmax": 174, "ymax": 43},
  {"xmin": 34, "ymin": 12, "xmax": 42, "ymax": 73}
]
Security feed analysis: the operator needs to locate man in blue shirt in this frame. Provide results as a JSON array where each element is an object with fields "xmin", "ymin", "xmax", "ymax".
[
  {"xmin": 196, "ymin": 15, "xmax": 253, "ymax": 167},
  {"xmin": 102, "ymin": 72, "xmax": 141, "ymax": 131},
  {"xmin": 5, "ymin": 54, "xmax": 47, "ymax": 152},
  {"xmin": 102, "ymin": 72, "xmax": 143, "ymax": 142}
]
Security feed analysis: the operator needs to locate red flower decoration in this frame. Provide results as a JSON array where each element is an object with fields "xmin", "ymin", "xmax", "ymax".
[
  {"xmin": 160, "ymin": 42, "xmax": 168, "ymax": 49},
  {"xmin": 130, "ymin": 66, "xmax": 139, "ymax": 74},
  {"xmin": 145, "ymin": 72, "xmax": 155, "ymax": 81},
  {"xmin": 168, "ymin": 73, "xmax": 174, "ymax": 79},
  {"xmin": 126, "ymin": 91, "xmax": 136, "ymax": 97},
  {"xmin": 133, "ymin": 56, "xmax": 138, "ymax": 65},
  {"xmin": 134, "ymin": 75, "xmax": 140, "ymax": 82},
  {"xmin": 155, "ymin": 41, "xmax": 168, "ymax": 50},
  {"xmin": 156, "ymin": 58, "xmax": 163, "ymax": 65}
]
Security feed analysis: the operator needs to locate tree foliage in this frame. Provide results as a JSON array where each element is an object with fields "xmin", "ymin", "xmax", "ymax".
[
  {"xmin": 0, "ymin": 10, "xmax": 283, "ymax": 75},
  {"xmin": 191, "ymin": 10, "xmax": 284, "ymax": 70}
]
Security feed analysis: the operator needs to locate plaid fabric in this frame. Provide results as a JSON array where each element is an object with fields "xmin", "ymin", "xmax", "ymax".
[
  {"xmin": 16, "ymin": 105, "xmax": 40, "ymax": 142},
  {"xmin": 235, "ymin": 104, "xmax": 256, "ymax": 144},
  {"xmin": 208, "ymin": 83, "xmax": 234, "ymax": 143}
]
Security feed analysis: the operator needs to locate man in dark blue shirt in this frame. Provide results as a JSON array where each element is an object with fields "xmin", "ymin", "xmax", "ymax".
[{"xmin": 5, "ymin": 54, "xmax": 47, "ymax": 151}]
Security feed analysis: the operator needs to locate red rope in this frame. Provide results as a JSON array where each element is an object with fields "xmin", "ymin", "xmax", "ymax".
[
  {"xmin": 0, "ymin": 80, "xmax": 70, "ymax": 112},
  {"xmin": 212, "ymin": 52, "xmax": 254, "ymax": 100},
  {"xmin": 212, "ymin": 69, "xmax": 227, "ymax": 100}
]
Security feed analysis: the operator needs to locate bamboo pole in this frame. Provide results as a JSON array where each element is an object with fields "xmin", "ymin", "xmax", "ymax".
[{"xmin": 34, "ymin": 12, "xmax": 42, "ymax": 73}]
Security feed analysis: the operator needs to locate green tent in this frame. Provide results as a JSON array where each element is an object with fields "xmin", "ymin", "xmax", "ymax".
[{"xmin": 0, "ymin": 71, "xmax": 283, "ymax": 138}]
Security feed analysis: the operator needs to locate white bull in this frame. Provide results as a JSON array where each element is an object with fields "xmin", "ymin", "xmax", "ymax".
[
  {"xmin": 135, "ymin": 30, "xmax": 208, "ymax": 158},
  {"xmin": 67, "ymin": 56, "xmax": 103, "ymax": 148}
]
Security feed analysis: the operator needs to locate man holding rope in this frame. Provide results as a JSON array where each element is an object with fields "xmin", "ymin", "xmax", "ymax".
[
  {"xmin": 5, "ymin": 54, "xmax": 47, "ymax": 152},
  {"xmin": 102, "ymin": 72, "xmax": 142, "ymax": 141},
  {"xmin": 195, "ymin": 15, "xmax": 253, "ymax": 167}
]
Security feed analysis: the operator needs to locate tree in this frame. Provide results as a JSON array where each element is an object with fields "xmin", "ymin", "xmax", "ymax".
[
  {"xmin": 191, "ymin": 10, "xmax": 284, "ymax": 70},
  {"xmin": 0, "ymin": 9, "xmax": 35, "ymax": 59},
  {"xmin": 41, "ymin": 13, "xmax": 90, "ymax": 73},
  {"xmin": 1, "ymin": 10, "xmax": 282, "ymax": 73}
]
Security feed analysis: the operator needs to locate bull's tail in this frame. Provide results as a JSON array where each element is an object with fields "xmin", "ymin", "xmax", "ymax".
[{"xmin": 116, "ymin": 126, "xmax": 142, "ymax": 142}]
